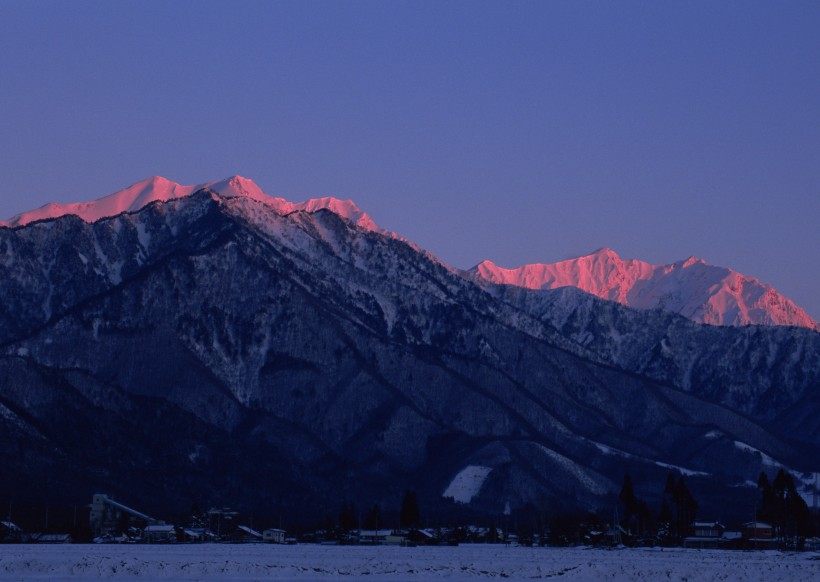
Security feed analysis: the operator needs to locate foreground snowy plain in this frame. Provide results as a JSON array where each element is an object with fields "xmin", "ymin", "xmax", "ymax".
[{"xmin": 0, "ymin": 544, "xmax": 817, "ymax": 581}]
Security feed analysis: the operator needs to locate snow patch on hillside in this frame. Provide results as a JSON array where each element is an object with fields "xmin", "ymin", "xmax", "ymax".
[
  {"xmin": 590, "ymin": 441, "xmax": 710, "ymax": 478},
  {"xmin": 733, "ymin": 441, "xmax": 778, "ymax": 467},
  {"xmin": 536, "ymin": 444, "xmax": 609, "ymax": 494},
  {"xmin": 654, "ymin": 461, "xmax": 709, "ymax": 477},
  {"xmin": 443, "ymin": 465, "xmax": 493, "ymax": 504}
]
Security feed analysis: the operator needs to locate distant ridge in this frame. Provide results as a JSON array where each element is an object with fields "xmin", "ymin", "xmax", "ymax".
[{"xmin": 471, "ymin": 248, "xmax": 818, "ymax": 330}]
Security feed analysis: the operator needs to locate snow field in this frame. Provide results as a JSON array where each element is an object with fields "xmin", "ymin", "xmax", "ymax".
[
  {"xmin": 442, "ymin": 465, "xmax": 493, "ymax": 503},
  {"xmin": 0, "ymin": 544, "xmax": 816, "ymax": 581}
]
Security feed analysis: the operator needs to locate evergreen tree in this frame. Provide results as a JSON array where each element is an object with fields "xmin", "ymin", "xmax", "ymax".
[
  {"xmin": 664, "ymin": 472, "xmax": 677, "ymax": 498},
  {"xmin": 399, "ymin": 490, "xmax": 420, "ymax": 528},
  {"xmin": 339, "ymin": 503, "xmax": 357, "ymax": 531},
  {"xmin": 488, "ymin": 524, "xmax": 499, "ymax": 543},
  {"xmin": 658, "ymin": 498, "xmax": 673, "ymax": 525},
  {"xmin": 363, "ymin": 504, "xmax": 381, "ymax": 530},
  {"xmin": 757, "ymin": 472, "xmax": 776, "ymax": 525},
  {"xmin": 771, "ymin": 469, "xmax": 811, "ymax": 541},
  {"xmin": 323, "ymin": 515, "xmax": 335, "ymax": 532},
  {"xmin": 659, "ymin": 472, "xmax": 698, "ymax": 541},
  {"xmin": 773, "ymin": 469, "xmax": 792, "ymax": 540},
  {"xmin": 619, "ymin": 475, "xmax": 637, "ymax": 518},
  {"xmin": 618, "ymin": 473, "xmax": 639, "ymax": 534},
  {"xmin": 673, "ymin": 476, "xmax": 698, "ymax": 539},
  {"xmin": 617, "ymin": 473, "xmax": 652, "ymax": 536},
  {"xmin": 657, "ymin": 472, "xmax": 678, "ymax": 544},
  {"xmin": 190, "ymin": 501, "xmax": 204, "ymax": 528},
  {"xmin": 634, "ymin": 499, "xmax": 653, "ymax": 537},
  {"xmin": 787, "ymin": 488, "xmax": 811, "ymax": 538}
]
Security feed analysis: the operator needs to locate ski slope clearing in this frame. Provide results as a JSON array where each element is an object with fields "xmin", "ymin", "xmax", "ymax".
[{"xmin": 0, "ymin": 544, "xmax": 815, "ymax": 581}]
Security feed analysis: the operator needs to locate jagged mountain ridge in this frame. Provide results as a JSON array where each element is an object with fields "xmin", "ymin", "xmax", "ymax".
[
  {"xmin": 0, "ymin": 175, "xmax": 382, "ymax": 234},
  {"xmin": 7, "ymin": 176, "xmax": 815, "ymax": 330},
  {"xmin": 471, "ymin": 248, "xmax": 818, "ymax": 330},
  {"xmin": 0, "ymin": 179, "xmax": 818, "ymax": 521}
]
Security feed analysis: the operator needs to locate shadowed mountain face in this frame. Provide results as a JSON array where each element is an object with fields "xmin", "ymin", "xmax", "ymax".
[
  {"xmin": 481, "ymin": 285, "xmax": 820, "ymax": 436},
  {"xmin": 1, "ymin": 189, "xmax": 818, "ymax": 522}
]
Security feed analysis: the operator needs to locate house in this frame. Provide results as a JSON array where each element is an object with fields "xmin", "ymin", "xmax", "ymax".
[
  {"xmin": 683, "ymin": 521, "xmax": 737, "ymax": 549},
  {"xmin": 742, "ymin": 521, "xmax": 773, "ymax": 540},
  {"xmin": 691, "ymin": 521, "xmax": 724, "ymax": 538},
  {"xmin": 227, "ymin": 525, "xmax": 263, "ymax": 543},
  {"xmin": 0, "ymin": 521, "xmax": 23, "ymax": 542},
  {"xmin": 181, "ymin": 528, "xmax": 218, "ymax": 542},
  {"xmin": 263, "ymin": 528, "xmax": 286, "ymax": 544},
  {"xmin": 33, "ymin": 533, "xmax": 73, "ymax": 544},
  {"xmin": 407, "ymin": 528, "xmax": 437, "ymax": 545},
  {"xmin": 143, "ymin": 524, "xmax": 177, "ymax": 543},
  {"xmin": 742, "ymin": 521, "xmax": 777, "ymax": 548},
  {"xmin": 586, "ymin": 524, "xmax": 629, "ymax": 547},
  {"xmin": 0, "ymin": 521, "xmax": 21, "ymax": 533},
  {"xmin": 384, "ymin": 531, "xmax": 407, "ymax": 546},
  {"xmin": 357, "ymin": 529, "xmax": 393, "ymax": 544}
]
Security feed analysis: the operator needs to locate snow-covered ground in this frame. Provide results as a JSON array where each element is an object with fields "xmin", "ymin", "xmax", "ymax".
[{"xmin": 0, "ymin": 544, "xmax": 816, "ymax": 581}]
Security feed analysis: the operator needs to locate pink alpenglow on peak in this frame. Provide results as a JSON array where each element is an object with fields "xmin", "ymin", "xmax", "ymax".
[
  {"xmin": 472, "ymin": 248, "xmax": 819, "ymax": 330},
  {"xmin": 0, "ymin": 176, "xmax": 201, "ymax": 227},
  {"xmin": 296, "ymin": 196, "xmax": 380, "ymax": 232},
  {"xmin": 0, "ymin": 176, "xmax": 382, "ymax": 233}
]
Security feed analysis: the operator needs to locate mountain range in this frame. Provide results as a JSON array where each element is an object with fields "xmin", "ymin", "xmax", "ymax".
[
  {"xmin": 472, "ymin": 249, "xmax": 818, "ymax": 330},
  {"xmin": 0, "ymin": 176, "xmax": 817, "ymax": 524}
]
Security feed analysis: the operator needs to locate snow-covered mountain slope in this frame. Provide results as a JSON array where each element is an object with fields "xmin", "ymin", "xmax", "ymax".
[
  {"xmin": 0, "ymin": 177, "xmax": 818, "ymax": 523},
  {"xmin": 1, "ymin": 175, "xmax": 381, "ymax": 233},
  {"xmin": 471, "ymin": 248, "xmax": 818, "ymax": 330},
  {"xmin": 488, "ymin": 285, "xmax": 820, "ymax": 432}
]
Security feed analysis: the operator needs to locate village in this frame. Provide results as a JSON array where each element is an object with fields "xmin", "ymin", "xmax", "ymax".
[{"xmin": 1, "ymin": 491, "xmax": 818, "ymax": 553}]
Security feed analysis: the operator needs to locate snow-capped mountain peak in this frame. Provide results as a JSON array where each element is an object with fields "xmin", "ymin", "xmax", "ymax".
[
  {"xmin": 208, "ymin": 175, "xmax": 269, "ymax": 202},
  {"xmin": 0, "ymin": 175, "xmax": 196, "ymax": 227},
  {"xmin": 472, "ymin": 250, "xmax": 818, "ymax": 330},
  {"xmin": 589, "ymin": 247, "xmax": 619, "ymax": 258},
  {"xmin": 676, "ymin": 255, "xmax": 707, "ymax": 268},
  {"xmin": 293, "ymin": 196, "xmax": 379, "ymax": 231},
  {"xmin": 1, "ymin": 176, "xmax": 383, "ymax": 233}
]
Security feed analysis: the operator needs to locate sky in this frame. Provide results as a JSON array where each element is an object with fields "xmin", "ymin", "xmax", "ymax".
[{"xmin": 1, "ymin": 1, "xmax": 818, "ymax": 319}]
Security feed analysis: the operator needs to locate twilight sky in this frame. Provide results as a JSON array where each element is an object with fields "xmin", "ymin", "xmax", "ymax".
[{"xmin": 1, "ymin": 1, "xmax": 818, "ymax": 319}]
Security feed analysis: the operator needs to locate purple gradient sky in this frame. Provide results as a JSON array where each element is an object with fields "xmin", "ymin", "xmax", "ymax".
[{"xmin": 1, "ymin": 1, "xmax": 819, "ymax": 319}]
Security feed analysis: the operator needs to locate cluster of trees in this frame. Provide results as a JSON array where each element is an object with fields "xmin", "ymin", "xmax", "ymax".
[
  {"xmin": 756, "ymin": 469, "xmax": 812, "ymax": 539},
  {"xmin": 0, "ymin": 502, "xmax": 91, "ymax": 541},
  {"xmin": 618, "ymin": 472, "xmax": 698, "ymax": 543},
  {"xmin": 326, "ymin": 470, "xmax": 815, "ymax": 548},
  {"xmin": 336, "ymin": 490, "xmax": 421, "ymax": 532},
  {"xmin": 616, "ymin": 468, "xmax": 814, "ymax": 543}
]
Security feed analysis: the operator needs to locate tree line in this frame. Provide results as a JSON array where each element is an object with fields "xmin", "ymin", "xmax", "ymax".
[{"xmin": 616, "ymin": 468, "xmax": 812, "ymax": 544}]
